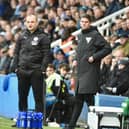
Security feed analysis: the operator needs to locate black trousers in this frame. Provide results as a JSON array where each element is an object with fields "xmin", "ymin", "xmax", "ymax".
[
  {"xmin": 68, "ymin": 93, "xmax": 95, "ymax": 128},
  {"xmin": 17, "ymin": 68, "xmax": 44, "ymax": 112}
]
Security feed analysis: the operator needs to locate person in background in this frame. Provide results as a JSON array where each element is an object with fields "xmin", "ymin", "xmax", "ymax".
[
  {"xmin": 12, "ymin": 14, "xmax": 51, "ymax": 114},
  {"xmin": 65, "ymin": 14, "xmax": 112, "ymax": 129},
  {"xmin": 52, "ymin": 48, "xmax": 68, "ymax": 72},
  {"xmin": 104, "ymin": 58, "xmax": 129, "ymax": 96},
  {"xmin": 45, "ymin": 64, "xmax": 74, "ymax": 125},
  {"xmin": 45, "ymin": 63, "xmax": 64, "ymax": 124},
  {"xmin": 99, "ymin": 54, "xmax": 112, "ymax": 90},
  {"xmin": 117, "ymin": 33, "xmax": 129, "ymax": 57},
  {"xmin": 58, "ymin": 63, "xmax": 73, "ymax": 95}
]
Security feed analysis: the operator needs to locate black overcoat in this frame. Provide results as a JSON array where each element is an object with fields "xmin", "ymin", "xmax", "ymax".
[{"xmin": 76, "ymin": 27, "xmax": 112, "ymax": 94}]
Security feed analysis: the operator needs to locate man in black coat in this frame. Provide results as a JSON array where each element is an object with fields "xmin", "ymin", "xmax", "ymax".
[
  {"xmin": 12, "ymin": 14, "xmax": 51, "ymax": 113},
  {"xmin": 65, "ymin": 14, "xmax": 112, "ymax": 129}
]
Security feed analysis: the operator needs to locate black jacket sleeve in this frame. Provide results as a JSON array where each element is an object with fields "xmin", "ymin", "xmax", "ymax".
[
  {"xmin": 93, "ymin": 33, "xmax": 112, "ymax": 61},
  {"xmin": 11, "ymin": 37, "xmax": 21, "ymax": 72},
  {"xmin": 41, "ymin": 35, "xmax": 52, "ymax": 72}
]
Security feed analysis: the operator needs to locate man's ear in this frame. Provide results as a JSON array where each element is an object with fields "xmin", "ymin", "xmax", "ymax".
[
  {"xmin": 24, "ymin": 20, "xmax": 27, "ymax": 27},
  {"xmin": 36, "ymin": 21, "xmax": 39, "ymax": 27}
]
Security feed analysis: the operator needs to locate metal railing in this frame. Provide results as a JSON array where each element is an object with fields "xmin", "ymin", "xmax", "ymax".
[{"xmin": 51, "ymin": 6, "xmax": 129, "ymax": 50}]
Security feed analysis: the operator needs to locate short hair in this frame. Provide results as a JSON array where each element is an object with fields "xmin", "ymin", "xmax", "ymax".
[
  {"xmin": 59, "ymin": 63, "xmax": 70, "ymax": 72},
  {"xmin": 80, "ymin": 14, "xmax": 92, "ymax": 22},
  {"xmin": 25, "ymin": 14, "xmax": 38, "ymax": 22},
  {"xmin": 47, "ymin": 64, "xmax": 55, "ymax": 70}
]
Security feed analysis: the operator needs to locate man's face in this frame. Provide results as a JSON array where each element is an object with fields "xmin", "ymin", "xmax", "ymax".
[
  {"xmin": 120, "ymin": 37, "xmax": 128, "ymax": 45},
  {"xmin": 25, "ymin": 15, "xmax": 38, "ymax": 32},
  {"xmin": 80, "ymin": 17, "xmax": 90, "ymax": 30},
  {"xmin": 46, "ymin": 67, "xmax": 54, "ymax": 77},
  {"xmin": 60, "ymin": 68, "xmax": 67, "ymax": 76}
]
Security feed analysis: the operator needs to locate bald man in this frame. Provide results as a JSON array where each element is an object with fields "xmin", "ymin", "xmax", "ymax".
[{"xmin": 12, "ymin": 14, "xmax": 51, "ymax": 113}]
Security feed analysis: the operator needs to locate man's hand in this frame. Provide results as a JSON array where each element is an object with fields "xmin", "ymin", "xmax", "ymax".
[
  {"xmin": 106, "ymin": 87, "xmax": 117, "ymax": 93},
  {"xmin": 88, "ymin": 56, "xmax": 94, "ymax": 63},
  {"xmin": 15, "ymin": 69, "xmax": 18, "ymax": 73},
  {"xmin": 106, "ymin": 87, "xmax": 113, "ymax": 91}
]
